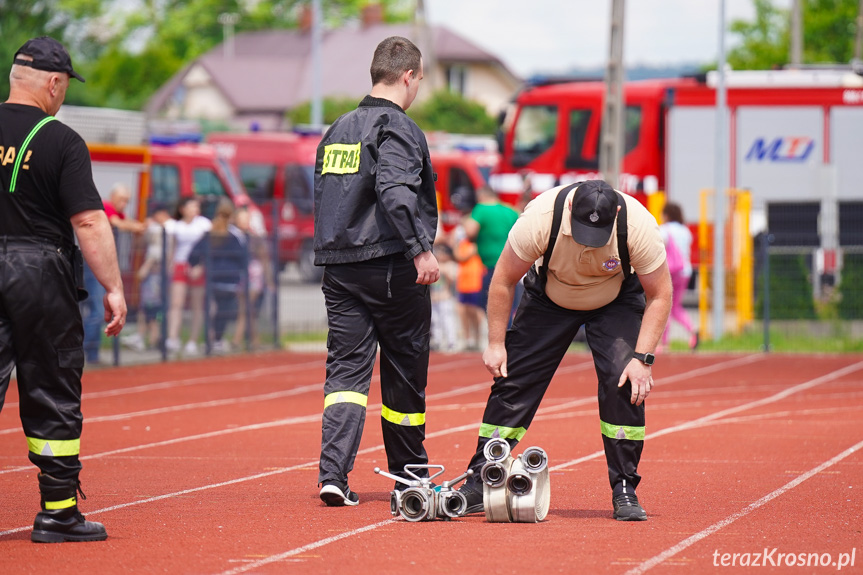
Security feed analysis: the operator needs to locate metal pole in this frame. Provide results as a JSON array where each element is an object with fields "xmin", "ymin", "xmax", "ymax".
[
  {"xmin": 415, "ymin": 0, "xmax": 437, "ymax": 94},
  {"xmin": 160, "ymin": 225, "xmax": 168, "ymax": 362},
  {"xmin": 310, "ymin": 0, "xmax": 323, "ymax": 128},
  {"xmin": 600, "ymin": 0, "xmax": 626, "ymax": 189},
  {"xmin": 218, "ymin": 13, "xmax": 240, "ymax": 59},
  {"xmin": 712, "ymin": 0, "xmax": 728, "ymax": 342},
  {"xmin": 271, "ymin": 200, "xmax": 281, "ymax": 350},
  {"xmin": 762, "ymin": 233, "xmax": 773, "ymax": 352},
  {"xmin": 790, "ymin": 0, "xmax": 802, "ymax": 68},
  {"xmin": 856, "ymin": 0, "xmax": 863, "ymax": 61}
]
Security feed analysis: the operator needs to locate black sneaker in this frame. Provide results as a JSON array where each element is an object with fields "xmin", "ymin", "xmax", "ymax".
[
  {"xmin": 612, "ymin": 492, "xmax": 647, "ymax": 521},
  {"xmin": 319, "ymin": 481, "xmax": 359, "ymax": 507},
  {"xmin": 458, "ymin": 483, "xmax": 484, "ymax": 515}
]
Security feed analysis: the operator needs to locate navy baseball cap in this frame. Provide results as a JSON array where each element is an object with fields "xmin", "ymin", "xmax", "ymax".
[
  {"xmin": 570, "ymin": 180, "xmax": 619, "ymax": 247},
  {"xmin": 14, "ymin": 36, "xmax": 85, "ymax": 82}
]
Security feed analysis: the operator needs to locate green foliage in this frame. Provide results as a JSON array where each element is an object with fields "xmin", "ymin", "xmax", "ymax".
[
  {"xmin": 286, "ymin": 96, "xmax": 362, "ymax": 126},
  {"xmin": 2, "ymin": 1, "xmax": 411, "ymax": 110},
  {"xmin": 408, "ymin": 90, "xmax": 497, "ymax": 135},
  {"xmin": 838, "ymin": 253, "xmax": 863, "ymax": 319},
  {"xmin": 727, "ymin": 0, "xmax": 861, "ymax": 70},
  {"xmin": 727, "ymin": 0, "xmax": 791, "ymax": 70},
  {"xmin": 755, "ymin": 253, "xmax": 817, "ymax": 320}
]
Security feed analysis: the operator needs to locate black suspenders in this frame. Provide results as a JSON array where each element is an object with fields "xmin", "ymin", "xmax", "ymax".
[{"xmin": 538, "ymin": 184, "xmax": 631, "ymax": 288}]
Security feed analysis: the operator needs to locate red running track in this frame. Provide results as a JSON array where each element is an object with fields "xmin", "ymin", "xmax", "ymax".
[{"xmin": 1, "ymin": 351, "xmax": 861, "ymax": 574}]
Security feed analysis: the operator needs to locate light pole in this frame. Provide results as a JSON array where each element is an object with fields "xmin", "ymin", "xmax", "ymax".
[{"xmin": 218, "ymin": 12, "xmax": 240, "ymax": 59}]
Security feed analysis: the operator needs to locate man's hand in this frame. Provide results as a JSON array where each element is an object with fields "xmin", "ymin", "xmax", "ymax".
[
  {"xmin": 103, "ymin": 289, "xmax": 127, "ymax": 337},
  {"xmin": 483, "ymin": 343, "xmax": 508, "ymax": 379},
  {"xmin": 413, "ymin": 250, "xmax": 440, "ymax": 285},
  {"xmin": 618, "ymin": 359, "xmax": 653, "ymax": 406}
]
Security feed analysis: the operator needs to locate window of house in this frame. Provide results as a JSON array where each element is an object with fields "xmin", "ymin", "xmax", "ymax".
[{"xmin": 447, "ymin": 65, "xmax": 467, "ymax": 96}]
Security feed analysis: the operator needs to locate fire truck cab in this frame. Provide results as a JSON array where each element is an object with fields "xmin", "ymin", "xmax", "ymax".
[{"xmin": 492, "ymin": 69, "xmax": 863, "ymax": 248}]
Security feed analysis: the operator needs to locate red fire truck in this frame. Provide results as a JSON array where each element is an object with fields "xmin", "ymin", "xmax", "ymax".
[
  {"xmin": 491, "ymin": 69, "xmax": 863, "ymax": 250},
  {"xmin": 209, "ymin": 130, "xmax": 498, "ymax": 280}
]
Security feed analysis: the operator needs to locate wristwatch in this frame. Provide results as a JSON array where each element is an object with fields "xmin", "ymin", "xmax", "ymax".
[{"xmin": 632, "ymin": 352, "xmax": 655, "ymax": 366}]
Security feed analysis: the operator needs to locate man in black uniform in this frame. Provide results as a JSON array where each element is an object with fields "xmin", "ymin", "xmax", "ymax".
[
  {"xmin": 314, "ymin": 36, "xmax": 439, "ymax": 506},
  {"xmin": 0, "ymin": 37, "xmax": 127, "ymax": 542}
]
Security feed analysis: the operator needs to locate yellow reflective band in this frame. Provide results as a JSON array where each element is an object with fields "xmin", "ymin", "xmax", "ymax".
[
  {"xmin": 44, "ymin": 497, "xmax": 77, "ymax": 510},
  {"xmin": 380, "ymin": 405, "xmax": 425, "ymax": 426},
  {"xmin": 26, "ymin": 437, "xmax": 80, "ymax": 457},
  {"xmin": 321, "ymin": 143, "xmax": 361, "ymax": 174},
  {"xmin": 478, "ymin": 423, "xmax": 526, "ymax": 441},
  {"xmin": 324, "ymin": 391, "xmax": 368, "ymax": 409},
  {"xmin": 600, "ymin": 420, "xmax": 645, "ymax": 441}
]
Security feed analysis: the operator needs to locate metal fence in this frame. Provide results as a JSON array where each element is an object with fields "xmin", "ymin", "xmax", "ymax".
[
  {"xmin": 86, "ymin": 224, "xmax": 328, "ymax": 366},
  {"xmin": 695, "ymin": 194, "xmax": 863, "ymax": 352}
]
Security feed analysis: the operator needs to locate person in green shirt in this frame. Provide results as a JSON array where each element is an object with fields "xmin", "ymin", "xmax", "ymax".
[{"xmin": 462, "ymin": 186, "xmax": 520, "ymax": 310}]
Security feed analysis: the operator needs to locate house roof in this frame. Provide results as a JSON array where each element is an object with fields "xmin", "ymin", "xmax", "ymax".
[{"xmin": 146, "ymin": 23, "xmax": 520, "ymax": 116}]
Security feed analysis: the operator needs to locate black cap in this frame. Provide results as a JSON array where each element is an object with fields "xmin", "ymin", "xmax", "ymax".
[
  {"xmin": 570, "ymin": 180, "xmax": 619, "ymax": 247},
  {"xmin": 13, "ymin": 36, "xmax": 85, "ymax": 82}
]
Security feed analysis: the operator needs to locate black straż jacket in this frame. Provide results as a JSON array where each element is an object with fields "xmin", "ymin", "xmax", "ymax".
[{"xmin": 313, "ymin": 96, "xmax": 437, "ymax": 265}]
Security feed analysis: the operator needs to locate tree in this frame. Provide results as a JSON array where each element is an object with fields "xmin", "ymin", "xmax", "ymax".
[
  {"xmin": 0, "ymin": 0, "xmax": 105, "ymax": 104},
  {"xmin": 2, "ymin": 1, "xmax": 413, "ymax": 110},
  {"xmin": 727, "ymin": 0, "xmax": 861, "ymax": 70},
  {"xmin": 408, "ymin": 91, "xmax": 498, "ymax": 135}
]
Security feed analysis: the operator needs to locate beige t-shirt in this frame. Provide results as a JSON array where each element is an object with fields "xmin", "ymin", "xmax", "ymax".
[{"xmin": 509, "ymin": 184, "xmax": 666, "ymax": 310}]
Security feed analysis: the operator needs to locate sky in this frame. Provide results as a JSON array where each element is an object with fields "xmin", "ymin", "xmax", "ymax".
[{"xmin": 425, "ymin": 0, "xmax": 792, "ymax": 78}]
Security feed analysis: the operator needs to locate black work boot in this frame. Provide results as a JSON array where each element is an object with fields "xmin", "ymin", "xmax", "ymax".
[{"xmin": 31, "ymin": 473, "xmax": 107, "ymax": 543}]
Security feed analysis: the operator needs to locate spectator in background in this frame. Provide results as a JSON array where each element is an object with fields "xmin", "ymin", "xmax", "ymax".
[
  {"xmin": 659, "ymin": 201, "xmax": 698, "ymax": 351},
  {"xmin": 122, "ymin": 202, "xmax": 172, "ymax": 352},
  {"xmin": 462, "ymin": 186, "xmax": 519, "ymax": 311},
  {"xmin": 165, "ymin": 196, "xmax": 211, "ymax": 356},
  {"xmin": 81, "ymin": 183, "xmax": 146, "ymax": 363},
  {"xmin": 453, "ymin": 228, "xmax": 486, "ymax": 351},
  {"xmin": 188, "ymin": 198, "xmax": 246, "ymax": 354},
  {"xmin": 231, "ymin": 205, "xmax": 273, "ymax": 350}
]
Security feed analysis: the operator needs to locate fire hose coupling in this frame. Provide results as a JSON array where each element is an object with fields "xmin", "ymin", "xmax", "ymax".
[
  {"xmin": 482, "ymin": 445, "xmax": 551, "ymax": 523},
  {"xmin": 374, "ymin": 464, "xmax": 474, "ymax": 522}
]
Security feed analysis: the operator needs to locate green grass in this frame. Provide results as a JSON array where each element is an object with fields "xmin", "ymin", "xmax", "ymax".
[{"xmin": 669, "ymin": 325, "xmax": 863, "ymax": 353}]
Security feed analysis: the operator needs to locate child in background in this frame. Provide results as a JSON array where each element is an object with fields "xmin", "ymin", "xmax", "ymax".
[
  {"xmin": 122, "ymin": 202, "xmax": 173, "ymax": 352},
  {"xmin": 453, "ymin": 229, "xmax": 486, "ymax": 352},
  {"xmin": 431, "ymin": 243, "xmax": 459, "ymax": 353}
]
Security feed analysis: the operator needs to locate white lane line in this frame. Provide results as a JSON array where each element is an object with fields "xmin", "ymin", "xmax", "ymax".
[
  {"xmin": 2, "ymin": 361, "xmax": 325, "ymax": 409},
  {"xmin": 216, "ymin": 519, "xmax": 398, "ymax": 575},
  {"xmin": 0, "ymin": 354, "xmax": 812, "ymax": 549},
  {"xmin": 0, "ymin": 356, "xmax": 484, "ymax": 435},
  {"xmin": 0, "ymin": 358, "xmax": 560, "ymax": 475},
  {"xmin": 548, "ymin": 360, "xmax": 863, "ymax": 472},
  {"xmin": 0, "ymin": 356, "xmax": 754, "ymax": 474},
  {"xmin": 623, "ymin": 437, "xmax": 863, "ymax": 575}
]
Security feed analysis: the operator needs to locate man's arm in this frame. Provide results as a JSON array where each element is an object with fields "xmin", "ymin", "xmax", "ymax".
[
  {"xmin": 108, "ymin": 214, "xmax": 147, "ymax": 233},
  {"xmin": 618, "ymin": 261, "xmax": 672, "ymax": 406},
  {"xmin": 482, "ymin": 242, "xmax": 533, "ymax": 378},
  {"xmin": 71, "ymin": 209, "xmax": 127, "ymax": 336}
]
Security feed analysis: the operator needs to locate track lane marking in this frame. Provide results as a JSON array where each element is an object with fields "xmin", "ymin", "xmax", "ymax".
[{"xmin": 623, "ymin": 437, "xmax": 863, "ymax": 575}]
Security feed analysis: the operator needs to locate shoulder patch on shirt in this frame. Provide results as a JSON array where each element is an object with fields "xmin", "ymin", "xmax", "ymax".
[{"xmin": 321, "ymin": 143, "xmax": 361, "ymax": 175}]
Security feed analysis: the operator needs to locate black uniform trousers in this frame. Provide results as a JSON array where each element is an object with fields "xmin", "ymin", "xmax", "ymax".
[
  {"xmin": 467, "ymin": 266, "xmax": 647, "ymax": 493},
  {"xmin": 0, "ymin": 239, "xmax": 86, "ymax": 481},
  {"xmin": 318, "ymin": 255, "xmax": 431, "ymax": 485}
]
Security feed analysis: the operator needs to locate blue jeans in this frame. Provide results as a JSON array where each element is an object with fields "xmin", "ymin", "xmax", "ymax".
[{"xmin": 81, "ymin": 264, "xmax": 105, "ymax": 362}]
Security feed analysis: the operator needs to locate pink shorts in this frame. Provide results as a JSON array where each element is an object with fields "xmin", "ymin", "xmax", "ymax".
[{"xmin": 172, "ymin": 262, "xmax": 205, "ymax": 287}]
